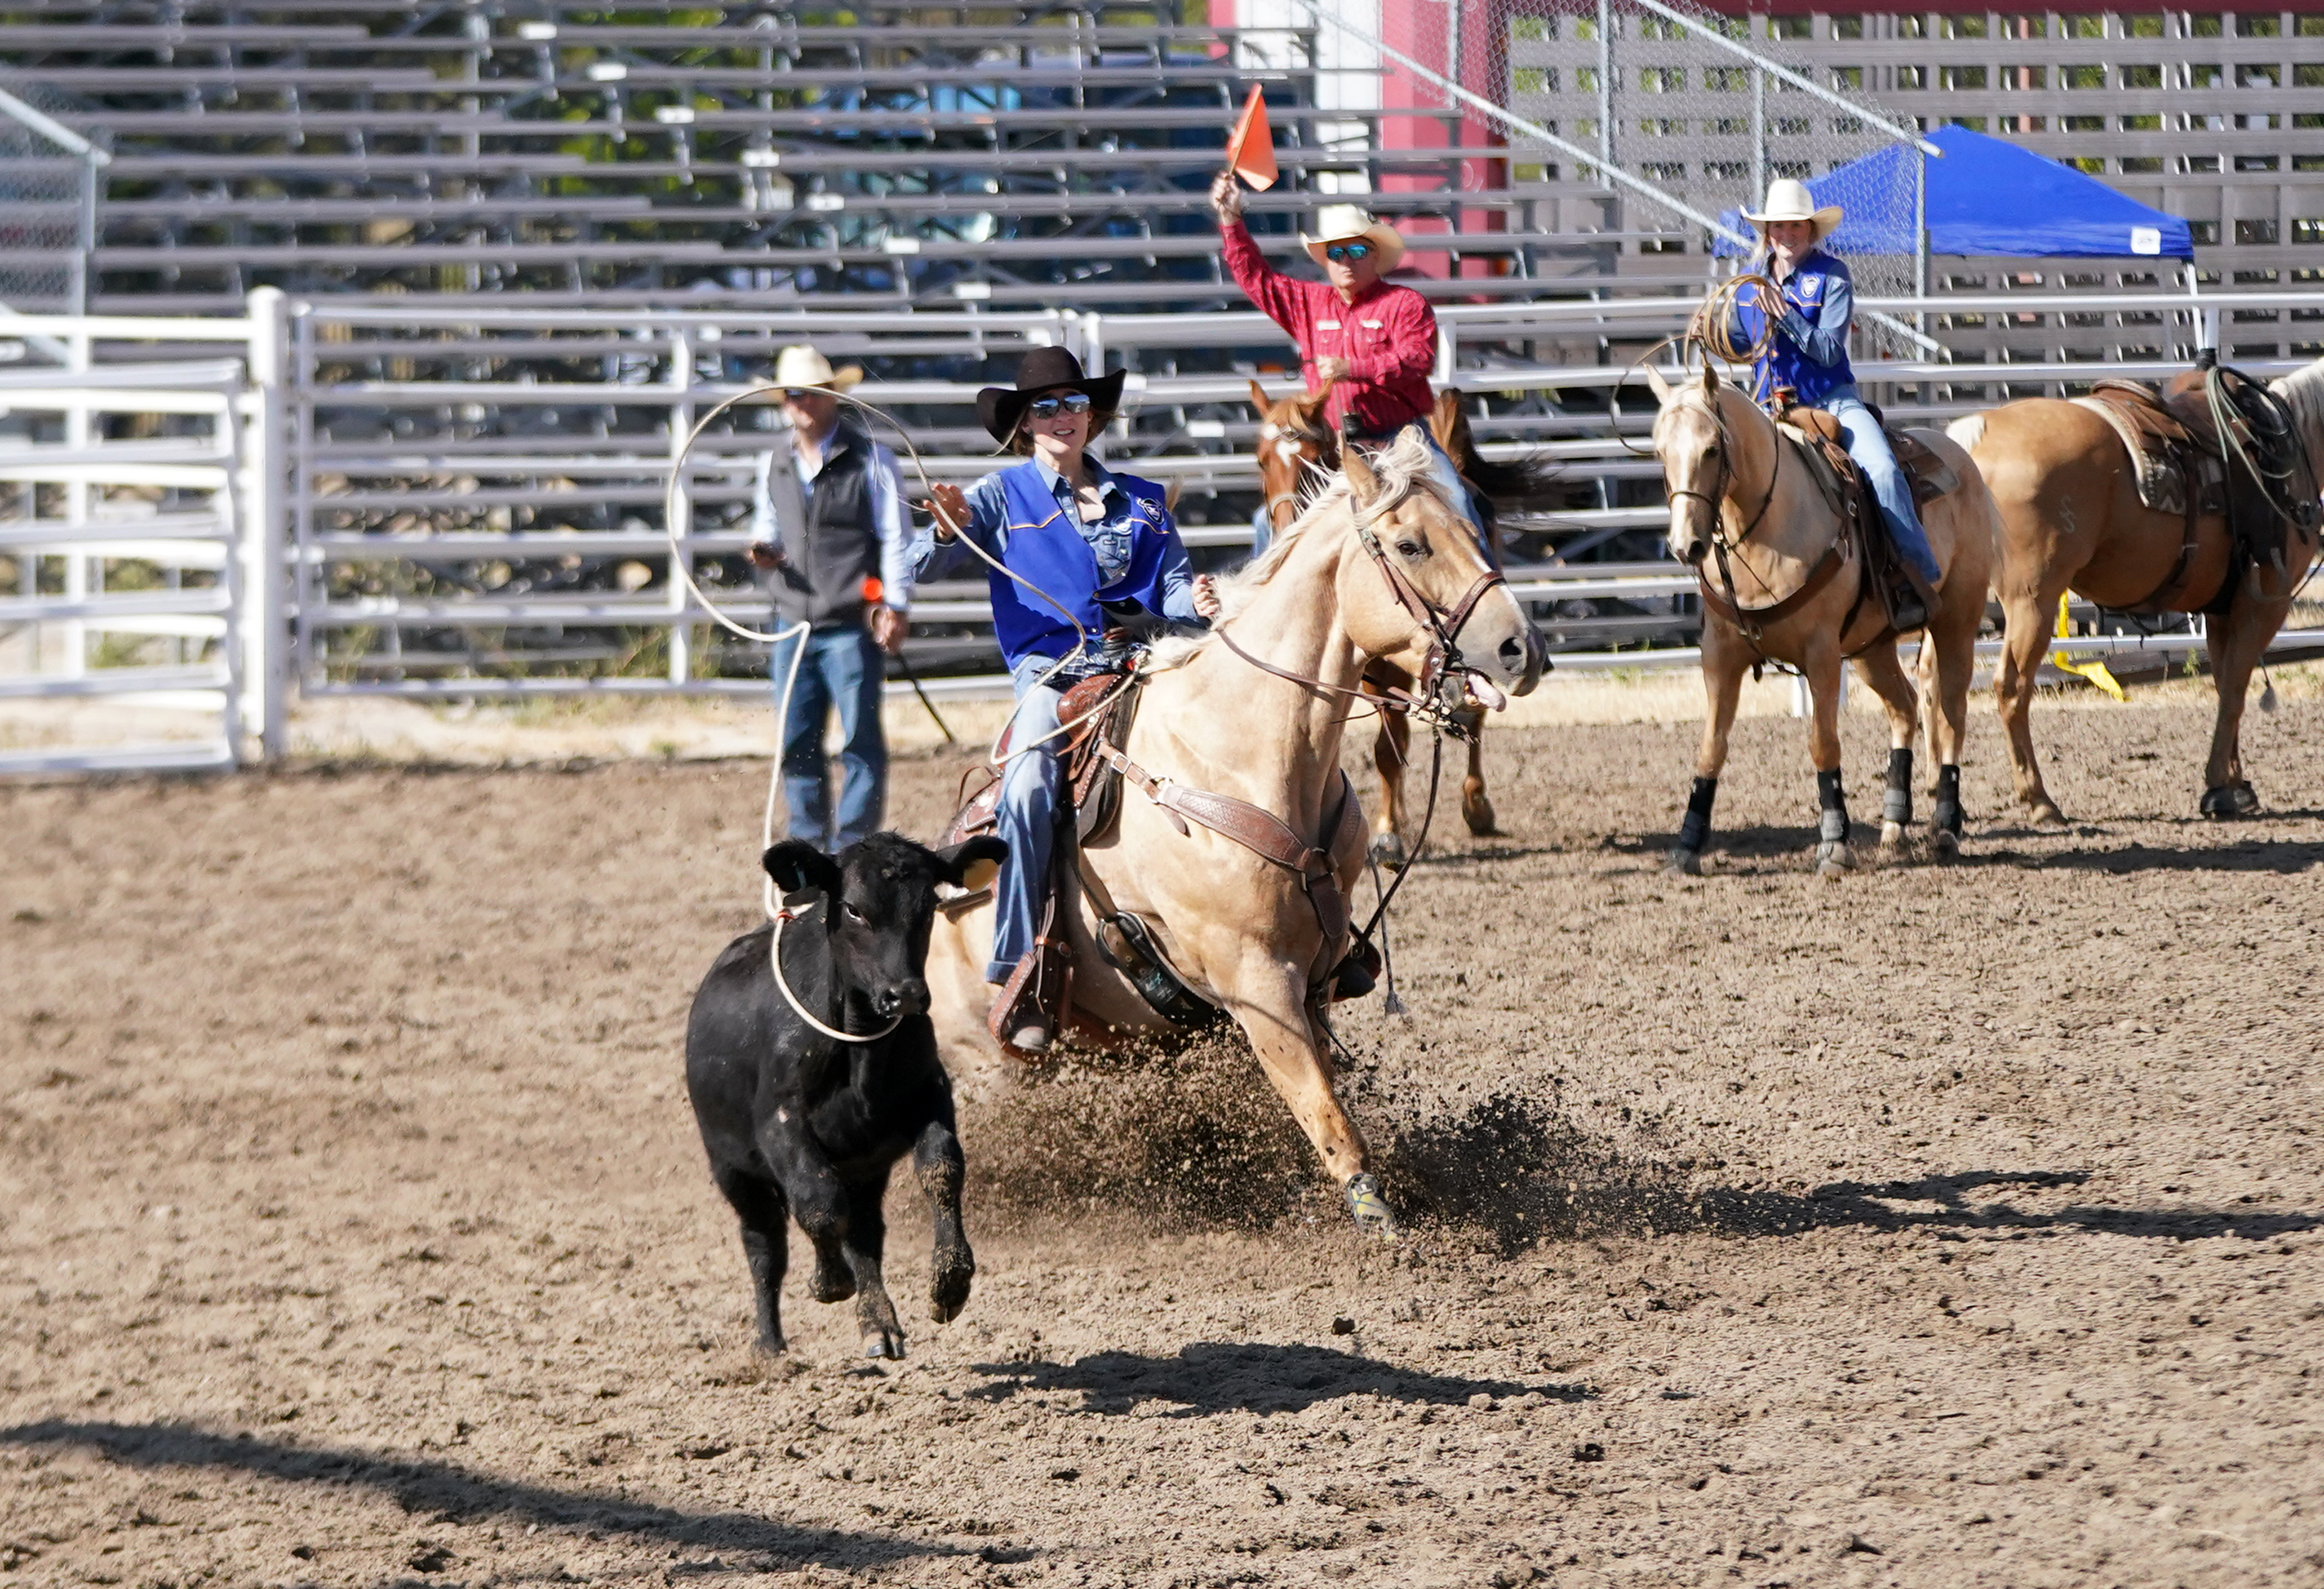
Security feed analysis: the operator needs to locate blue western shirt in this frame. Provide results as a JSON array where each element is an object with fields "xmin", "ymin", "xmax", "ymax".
[
  {"xmin": 909, "ymin": 455, "xmax": 1204, "ymax": 670},
  {"xmin": 1730, "ymin": 247, "xmax": 1858, "ymax": 409}
]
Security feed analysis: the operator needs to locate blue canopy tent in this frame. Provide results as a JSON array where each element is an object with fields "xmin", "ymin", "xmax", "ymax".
[{"xmin": 1715, "ymin": 124, "xmax": 2193, "ymax": 262}]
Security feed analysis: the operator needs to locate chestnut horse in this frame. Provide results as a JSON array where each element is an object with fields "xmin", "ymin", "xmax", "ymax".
[
  {"xmin": 1951, "ymin": 358, "xmax": 2324, "ymax": 822},
  {"xmin": 924, "ymin": 433, "xmax": 1541, "ymax": 1234},
  {"xmin": 1648, "ymin": 359, "xmax": 1997, "ymax": 875},
  {"xmin": 1247, "ymin": 379, "xmax": 1552, "ymax": 865}
]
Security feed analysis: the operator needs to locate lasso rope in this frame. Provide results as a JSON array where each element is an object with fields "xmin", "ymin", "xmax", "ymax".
[
  {"xmin": 1691, "ymin": 272, "xmax": 1781, "ymax": 368},
  {"xmin": 662, "ymin": 379, "xmax": 1117, "ymax": 1042}
]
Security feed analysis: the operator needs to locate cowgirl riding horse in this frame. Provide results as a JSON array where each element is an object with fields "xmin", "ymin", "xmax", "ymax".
[
  {"xmin": 1726, "ymin": 179, "xmax": 1941, "ymax": 631},
  {"xmin": 922, "ymin": 349, "xmax": 1223, "ymax": 1054}
]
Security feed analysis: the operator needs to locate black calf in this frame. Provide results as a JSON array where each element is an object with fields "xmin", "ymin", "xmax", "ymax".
[{"xmin": 684, "ymin": 831, "xmax": 1006, "ymax": 1358}]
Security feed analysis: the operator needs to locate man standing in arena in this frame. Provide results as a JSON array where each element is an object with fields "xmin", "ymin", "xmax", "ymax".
[
  {"xmin": 1209, "ymin": 175, "xmax": 1484, "ymax": 542},
  {"xmin": 748, "ymin": 344, "xmax": 912, "ymax": 852}
]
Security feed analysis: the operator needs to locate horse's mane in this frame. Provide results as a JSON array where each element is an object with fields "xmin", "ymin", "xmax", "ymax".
[
  {"xmin": 2270, "ymin": 354, "xmax": 2324, "ymax": 458},
  {"xmin": 1148, "ymin": 429, "xmax": 1452, "ymax": 668}
]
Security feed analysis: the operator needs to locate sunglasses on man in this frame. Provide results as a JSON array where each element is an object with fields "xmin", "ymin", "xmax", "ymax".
[
  {"xmin": 1026, "ymin": 391, "xmax": 1094, "ymax": 419},
  {"xmin": 1324, "ymin": 241, "xmax": 1374, "ymax": 264},
  {"xmin": 781, "ymin": 387, "xmax": 825, "ymax": 401}
]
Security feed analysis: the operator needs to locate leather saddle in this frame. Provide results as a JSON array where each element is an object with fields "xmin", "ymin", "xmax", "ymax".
[
  {"xmin": 940, "ymin": 665, "xmax": 1143, "ymax": 853},
  {"xmin": 2072, "ymin": 367, "xmax": 2317, "ymax": 614},
  {"xmin": 1775, "ymin": 400, "xmax": 1955, "ymax": 641}
]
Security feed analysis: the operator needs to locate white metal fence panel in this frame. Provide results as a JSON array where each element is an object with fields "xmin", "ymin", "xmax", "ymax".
[{"xmin": 0, "ymin": 295, "xmax": 282, "ymax": 775}]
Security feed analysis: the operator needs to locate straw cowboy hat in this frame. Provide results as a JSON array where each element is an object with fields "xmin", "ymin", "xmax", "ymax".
[
  {"xmin": 975, "ymin": 347, "xmax": 1127, "ymax": 443},
  {"xmin": 1743, "ymin": 178, "xmax": 1843, "ymax": 241},
  {"xmin": 1301, "ymin": 203, "xmax": 1407, "ymax": 272},
  {"xmin": 773, "ymin": 344, "xmax": 864, "ymax": 391}
]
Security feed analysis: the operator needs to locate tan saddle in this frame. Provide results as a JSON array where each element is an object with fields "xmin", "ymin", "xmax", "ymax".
[{"xmin": 938, "ymin": 660, "xmax": 1371, "ymax": 1057}]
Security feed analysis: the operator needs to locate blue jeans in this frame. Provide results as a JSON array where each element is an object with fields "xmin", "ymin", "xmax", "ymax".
[
  {"xmin": 1826, "ymin": 390, "xmax": 1942, "ymax": 587},
  {"xmin": 771, "ymin": 624, "xmax": 887, "ymax": 852},
  {"xmin": 985, "ymin": 655, "xmax": 1067, "ymax": 984}
]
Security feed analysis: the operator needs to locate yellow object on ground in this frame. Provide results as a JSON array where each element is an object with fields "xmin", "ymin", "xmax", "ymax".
[{"xmin": 2052, "ymin": 592, "xmax": 2129, "ymax": 701}]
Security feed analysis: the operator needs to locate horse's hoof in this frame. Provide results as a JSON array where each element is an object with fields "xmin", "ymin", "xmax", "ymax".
[
  {"xmin": 1666, "ymin": 847, "xmax": 1702, "ymax": 876},
  {"xmin": 2029, "ymin": 801, "xmax": 2068, "ymax": 828},
  {"xmin": 1930, "ymin": 826, "xmax": 1960, "ymax": 860},
  {"xmin": 862, "ymin": 1328, "xmax": 906, "ymax": 1360},
  {"xmin": 1878, "ymin": 820, "xmax": 1907, "ymax": 849},
  {"xmin": 1461, "ymin": 795, "xmax": 1499, "ymax": 837},
  {"xmin": 2200, "ymin": 781, "xmax": 2259, "ymax": 820},
  {"xmin": 1814, "ymin": 841, "xmax": 1854, "ymax": 877},
  {"xmin": 1343, "ymin": 1172, "xmax": 1400, "ymax": 1239},
  {"xmin": 1367, "ymin": 831, "xmax": 1407, "ymax": 870}
]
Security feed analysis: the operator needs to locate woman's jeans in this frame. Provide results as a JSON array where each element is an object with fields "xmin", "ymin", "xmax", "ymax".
[
  {"xmin": 986, "ymin": 654, "xmax": 1067, "ymax": 984},
  {"xmin": 771, "ymin": 623, "xmax": 887, "ymax": 852},
  {"xmin": 1824, "ymin": 388, "xmax": 1943, "ymax": 587}
]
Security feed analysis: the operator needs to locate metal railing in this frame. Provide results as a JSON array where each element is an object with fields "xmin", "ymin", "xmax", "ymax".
[{"xmin": 0, "ymin": 293, "xmax": 284, "ymax": 773}]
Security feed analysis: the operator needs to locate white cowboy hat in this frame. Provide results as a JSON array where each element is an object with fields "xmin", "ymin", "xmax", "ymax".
[
  {"xmin": 1742, "ymin": 178, "xmax": 1843, "ymax": 241},
  {"xmin": 1300, "ymin": 203, "xmax": 1407, "ymax": 273},
  {"xmin": 772, "ymin": 344, "xmax": 864, "ymax": 391}
]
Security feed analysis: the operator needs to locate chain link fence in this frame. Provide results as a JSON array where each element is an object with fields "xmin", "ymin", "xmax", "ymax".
[{"xmin": 0, "ymin": 75, "xmax": 98, "ymax": 314}]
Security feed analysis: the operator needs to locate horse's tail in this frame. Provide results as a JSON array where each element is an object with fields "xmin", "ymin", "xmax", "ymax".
[{"xmin": 1430, "ymin": 388, "xmax": 1560, "ymax": 505}]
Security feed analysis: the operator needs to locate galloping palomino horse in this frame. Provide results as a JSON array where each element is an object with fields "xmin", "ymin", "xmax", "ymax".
[
  {"xmin": 924, "ymin": 433, "xmax": 1542, "ymax": 1233},
  {"xmin": 1247, "ymin": 378, "xmax": 1554, "ymax": 865},
  {"xmin": 1647, "ymin": 358, "xmax": 1999, "ymax": 875},
  {"xmin": 1950, "ymin": 358, "xmax": 2324, "ymax": 823}
]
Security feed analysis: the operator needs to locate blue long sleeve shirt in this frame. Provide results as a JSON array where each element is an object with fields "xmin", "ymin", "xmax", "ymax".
[
  {"xmin": 1728, "ymin": 247, "xmax": 1858, "ymax": 409},
  {"xmin": 908, "ymin": 455, "xmax": 1203, "ymax": 642}
]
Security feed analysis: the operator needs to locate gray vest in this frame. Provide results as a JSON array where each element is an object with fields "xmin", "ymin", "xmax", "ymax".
[{"xmin": 769, "ymin": 424, "xmax": 881, "ymax": 629}]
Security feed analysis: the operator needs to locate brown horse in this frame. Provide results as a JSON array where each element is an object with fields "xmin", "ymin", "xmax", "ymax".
[
  {"xmin": 1951, "ymin": 358, "xmax": 2324, "ymax": 822},
  {"xmin": 1246, "ymin": 379, "xmax": 1550, "ymax": 864},
  {"xmin": 1648, "ymin": 360, "xmax": 1997, "ymax": 875},
  {"xmin": 924, "ymin": 432, "xmax": 1541, "ymax": 1233}
]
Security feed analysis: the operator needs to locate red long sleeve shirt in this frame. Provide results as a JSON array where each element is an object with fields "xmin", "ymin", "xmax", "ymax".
[{"xmin": 1221, "ymin": 221, "xmax": 1439, "ymax": 436}]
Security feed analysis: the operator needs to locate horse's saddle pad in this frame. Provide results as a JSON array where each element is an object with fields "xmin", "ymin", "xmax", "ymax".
[
  {"xmin": 2071, "ymin": 378, "xmax": 2227, "ymax": 519},
  {"xmin": 1777, "ymin": 410, "xmax": 1960, "ymax": 510}
]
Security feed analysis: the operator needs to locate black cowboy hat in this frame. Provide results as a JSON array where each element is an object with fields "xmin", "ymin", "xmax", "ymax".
[{"xmin": 975, "ymin": 347, "xmax": 1128, "ymax": 444}]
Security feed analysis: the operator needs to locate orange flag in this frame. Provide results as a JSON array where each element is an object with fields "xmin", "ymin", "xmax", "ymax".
[{"xmin": 1224, "ymin": 85, "xmax": 1277, "ymax": 191}]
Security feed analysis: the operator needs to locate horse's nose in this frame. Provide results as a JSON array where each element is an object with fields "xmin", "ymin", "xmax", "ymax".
[{"xmin": 1680, "ymin": 538, "xmax": 1710, "ymax": 567}]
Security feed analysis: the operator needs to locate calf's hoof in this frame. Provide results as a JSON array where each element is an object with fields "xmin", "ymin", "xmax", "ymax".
[
  {"xmin": 753, "ymin": 1333, "xmax": 788, "ymax": 1357},
  {"xmin": 809, "ymin": 1263, "xmax": 856, "ymax": 1305},
  {"xmin": 1460, "ymin": 781, "xmax": 1499, "ymax": 837},
  {"xmin": 862, "ymin": 1328, "xmax": 907, "ymax": 1360},
  {"xmin": 2200, "ymin": 781, "xmax": 2259, "ymax": 820},
  {"xmin": 1665, "ymin": 846, "xmax": 1702, "ymax": 877},
  {"xmin": 930, "ymin": 1259, "xmax": 974, "ymax": 1324},
  {"xmin": 1343, "ymin": 1172, "xmax": 1400, "ymax": 1239},
  {"xmin": 1367, "ymin": 830, "xmax": 1407, "ymax": 870}
]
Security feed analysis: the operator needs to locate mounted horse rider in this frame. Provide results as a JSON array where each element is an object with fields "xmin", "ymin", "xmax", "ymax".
[
  {"xmin": 921, "ymin": 349, "xmax": 1223, "ymax": 1054},
  {"xmin": 1209, "ymin": 173, "xmax": 1493, "ymax": 554},
  {"xmin": 1726, "ymin": 178, "xmax": 1941, "ymax": 632}
]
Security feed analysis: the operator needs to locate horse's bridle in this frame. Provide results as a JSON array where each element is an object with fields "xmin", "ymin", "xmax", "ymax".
[
  {"xmin": 1663, "ymin": 377, "xmax": 1785, "ymax": 634},
  {"xmin": 1261, "ymin": 415, "xmax": 1338, "ymax": 534}
]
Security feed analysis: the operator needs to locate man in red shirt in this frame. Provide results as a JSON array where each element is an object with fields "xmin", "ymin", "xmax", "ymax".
[{"xmin": 1211, "ymin": 175, "xmax": 1483, "ymax": 543}]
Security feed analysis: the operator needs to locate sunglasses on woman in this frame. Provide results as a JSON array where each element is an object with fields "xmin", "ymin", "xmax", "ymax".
[
  {"xmin": 1027, "ymin": 391, "xmax": 1093, "ymax": 419},
  {"xmin": 1324, "ymin": 241, "xmax": 1374, "ymax": 263}
]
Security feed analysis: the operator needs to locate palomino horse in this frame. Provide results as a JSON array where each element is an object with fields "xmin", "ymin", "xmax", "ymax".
[
  {"xmin": 924, "ymin": 432, "xmax": 1541, "ymax": 1232},
  {"xmin": 1952, "ymin": 358, "xmax": 2324, "ymax": 822},
  {"xmin": 1247, "ymin": 379, "xmax": 1552, "ymax": 865},
  {"xmin": 1648, "ymin": 360, "xmax": 1997, "ymax": 875}
]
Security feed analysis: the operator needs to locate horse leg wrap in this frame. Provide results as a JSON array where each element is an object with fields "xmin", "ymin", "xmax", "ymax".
[
  {"xmin": 1676, "ymin": 776, "xmax": 1717, "ymax": 854},
  {"xmin": 1882, "ymin": 748, "xmax": 1913, "ymax": 826},
  {"xmin": 1931, "ymin": 763, "xmax": 1964, "ymax": 837},
  {"xmin": 1816, "ymin": 767, "xmax": 1850, "ymax": 846}
]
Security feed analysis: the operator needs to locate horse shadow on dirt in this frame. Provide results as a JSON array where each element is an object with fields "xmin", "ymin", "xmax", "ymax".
[
  {"xmin": 969, "ymin": 1342, "xmax": 1592, "ymax": 1417},
  {"xmin": 0, "ymin": 1420, "xmax": 950, "ymax": 1572},
  {"xmin": 1611, "ymin": 820, "xmax": 2324, "ymax": 877},
  {"xmin": 1386, "ymin": 1090, "xmax": 2324, "ymax": 1256}
]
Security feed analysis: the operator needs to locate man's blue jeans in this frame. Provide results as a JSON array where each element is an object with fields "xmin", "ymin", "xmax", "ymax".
[
  {"xmin": 1392, "ymin": 421, "xmax": 1501, "ymax": 570},
  {"xmin": 772, "ymin": 623, "xmax": 887, "ymax": 852},
  {"xmin": 985, "ymin": 655, "xmax": 1067, "ymax": 985},
  {"xmin": 1826, "ymin": 390, "xmax": 1943, "ymax": 587}
]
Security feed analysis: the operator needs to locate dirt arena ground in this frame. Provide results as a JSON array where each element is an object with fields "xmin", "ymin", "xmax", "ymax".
[{"xmin": 5, "ymin": 691, "xmax": 2323, "ymax": 1588}]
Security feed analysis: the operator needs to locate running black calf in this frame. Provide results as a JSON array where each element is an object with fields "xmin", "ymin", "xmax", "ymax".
[{"xmin": 685, "ymin": 831, "xmax": 1005, "ymax": 1358}]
